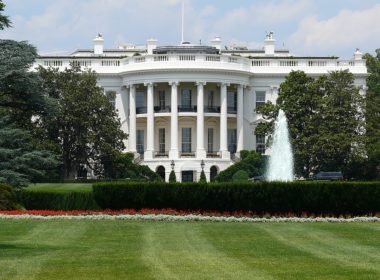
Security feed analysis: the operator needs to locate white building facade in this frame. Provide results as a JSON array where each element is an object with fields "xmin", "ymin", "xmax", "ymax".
[{"xmin": 33, "ymin": 33, "xmax": 367, "ymax": 182}]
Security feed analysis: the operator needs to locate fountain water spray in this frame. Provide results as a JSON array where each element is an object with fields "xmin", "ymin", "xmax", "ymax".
[{"xmin": 266, "ymin": 109, "xmax": 294, "ymax": 181}]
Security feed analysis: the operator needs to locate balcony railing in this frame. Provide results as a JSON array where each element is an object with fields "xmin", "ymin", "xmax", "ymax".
[
  {"xmin": 154, "ymin": 151, "xmax": 169, "ymax": 158},
  {"xmin": 136, "ymin": 107, "xmax": 147, "ymax": 114},
  {"xmin": 227, "ymin": 106, "xmax": 237, "ymax": 114},
  {"xmin": 178, "ymin": 105, "xmax": 197, "ymax": 112},
  {"xmin": 180, "ymin": 152, "xmax": 195, "ymax": 158},
  {"xmin": 207, "ymin": 151, "xmax": 220, "ymax": 158},
  {"xmin": 154, "ymin": 106, "xmax": 171, "ymax": 113},
  {"xmin": 204, "ymin": 106, "xmax": 220, "ymax": 113}
]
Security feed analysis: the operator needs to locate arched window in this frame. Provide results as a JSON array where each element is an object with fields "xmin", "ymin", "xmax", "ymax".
[
  {"xmin": 156, "ymin": 166, "xmax": 165, "ymax": 180},
  {"xmin": 210, "ymin": 166, "xmax": 218, "ymax": 182}
]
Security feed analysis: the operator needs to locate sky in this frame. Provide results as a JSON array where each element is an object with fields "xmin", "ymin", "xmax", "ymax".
[{"xmin": 1, "ymin": 0, "xmax": 380, "ymax": 58}]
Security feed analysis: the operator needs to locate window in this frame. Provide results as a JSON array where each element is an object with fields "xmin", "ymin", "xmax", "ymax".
[
  {"xmin": 182, "ymin": 128, "xmax": 191, "ymax": 153},
  {"xmin": 106, "ymin": 91, "xmax": 116, "ymax": 109},
  {"xmin": 136, "ymin": 130, "xmax": 144, "ymax": 154},
  {"xmin": 159, "ymin": 91, "xmax": 165, "ymax": 109},
  {"xmin": 208, "ymin": 91, "xmax": 214, "ymax": 107},
  {"xmin": 181, "ymin": 171, "xmax": 194, "ymax": 182},
  {"xmin": 256, "ymin": 134, "xmax": 266, "ymax": 154},
  {"xmin": 228, "ymin": 129, "xmax": 237, "ymax": 153},
  {"xmin": 159, "ymin": 128, "xmax": 165, "ymax": 153},
  {"xmin": 181, "ymin": 89, "xmax": 192, "ymax": 108},
  {"xmin": 136, "ymin": 91, "xmax": 145, "ymax": 108},
  {"xmin": 227, "ymin": 91, "xmax": 237, "ymax": 109},
  {"xmin": 207, "ymin": 128, "xmax": 214, "ymax": 153},
  {"xmin": 256, "ymin": 91, "xmax": 266, "ymax": 109}
]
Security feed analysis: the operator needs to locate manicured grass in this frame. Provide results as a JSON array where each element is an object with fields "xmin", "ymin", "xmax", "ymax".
[
  {"xmin": 0, "ymin": 220, "xmax": 379, "ymax": 280},
  {"xmin": 26, "ymin": 183, "xmax": 93, "ymax": 193}
]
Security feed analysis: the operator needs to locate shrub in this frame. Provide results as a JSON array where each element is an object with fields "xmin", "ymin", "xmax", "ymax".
[
  {"xmin": 19, "ymin": 190, "xmax": 99, "ymax": 210},
  {"xmin": 216, "ymin": 151, "xmax": 265, "ymax": 182},
  {"xmin": 199, "ymin": 170, "xmax": 207, "ymax": 183},
  {"xmin": 93, "ymin": 181, "xmax": 380, "ymax": 215},
  {"xmin": 232, "ymin": 170, "xmax": 249, "ymax": 181},
  {"xmin": 169, "ymin": 171, "xmax": 176, "ymax": 183},
  {"xmin": 0, "ymin": 183, "xmax": 17, "ymax": 210}
]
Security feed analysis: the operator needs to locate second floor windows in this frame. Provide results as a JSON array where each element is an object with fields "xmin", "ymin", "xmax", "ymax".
[
  {"xmin": 182, "ymin": 128, "xmax": 192, "ymax": 153},
  {"xmin": 227, "ymin": 91, "xmax": 237, "ymax": 113},
  {"xmin": 158, "ymin": 91, "xmax": 165, "ymax": 108},
  {"xmin": 181, "ymin": 89, "xmax": 192, "ymax": 108}
]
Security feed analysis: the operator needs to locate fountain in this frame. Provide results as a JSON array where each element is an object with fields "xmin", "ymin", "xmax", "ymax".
[{"xmin": 266, "ymin": 109, "xmax": 294, "ymax": 181}]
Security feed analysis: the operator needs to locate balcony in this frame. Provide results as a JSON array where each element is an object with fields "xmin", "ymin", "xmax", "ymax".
[
  {"xmin": 180, "ymin": 152, "xmax": 195, "ymax": 158},
  {"xmin": 154, "ymin": 151, "xmax": 169, "ymax": 158},
  {"xmin": 204, "ymin": 106, "xmax": 220, "ymax": 113},
  {"xmin": 136, "ymin": 107, "xmax": 147, "ymax": 114},
  {"xmin": 227, "ymin": 106, "xmax": 237, "ymax": 114},
  {"xmin": 178, "ymin": 105, "xmax": 197, "ymax": 112},
  {"xmin": 154, "ymin": 106, "xmax": 171, "ymax": 113},
  {"xmin": 206, "ymin": 151, "xmax": 220, "ymax": 158}
]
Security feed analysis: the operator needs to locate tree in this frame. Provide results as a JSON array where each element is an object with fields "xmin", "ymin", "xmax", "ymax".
[
  {"xmin": 0, "ymin": 116, "xmax": 58, "ymax": 188},
  {"xmin": 363, "ymin": 51, "xmax": 380, "ymax": 179},
  {"xmin": 215, "ymin": 150, "xmax": 265, "ymax": 182},
  {"xmin": 256, "ymin": 70, "xmax": 365, "ymax": 178},
  {"xmin": 0, "ymin": 1, "xmax": 11, "ymax": 30},
  {"xmin": 169, "ymin": 170, "xmax": 177, "ymax": 183},
  {"xmin": 37, "ymin": 65, "xmax": 127, "ymax": 179},
  {"xmin": 0, "ymin": 40, "xmax": 55, "ymax": 128},
  {"xmin": 199, "ymin": 170, "xmax": 207, "ymax": 183}
]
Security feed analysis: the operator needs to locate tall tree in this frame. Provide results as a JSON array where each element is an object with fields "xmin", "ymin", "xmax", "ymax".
[
  {"xmin": 0, "ymin": 0, "xmax": 11, "ymax": 30},
  {"xmin": 0, "ymin": 115, "xmax": 58, "ymax": 188},
  {"xmin": 363, "ymin": 50, "xmax": 380, "ymax": 179},
  {"xmin": 37, "ymin": 65, "xmax": 127, "ymax": 179},
  {"xmin": 256, "ymin": 70, "xmax": 364, "ymax": 177}
]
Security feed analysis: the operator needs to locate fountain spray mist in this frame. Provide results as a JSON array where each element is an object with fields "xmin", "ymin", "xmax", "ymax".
[{"xmin": 267, "ymin": 109, "xmax": 294, "ymax": 181}]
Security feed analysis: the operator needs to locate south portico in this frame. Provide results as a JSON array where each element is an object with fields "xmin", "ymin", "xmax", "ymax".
[{"xmin": 122, "ymin": 75, "xmax": 249, "ymax": 182}]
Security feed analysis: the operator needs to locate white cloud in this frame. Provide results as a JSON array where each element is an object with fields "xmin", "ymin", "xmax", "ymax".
[
  {"xmin": 214, "ymin": 0, "xmax": 313, "ymax": 32},
  {"xmin": 289, "ymin": 4, "xmax": 380, "ymax": 56},
  {"xmin": 200, "ymin": 5, "xmax": 216, "ymax": 17}
]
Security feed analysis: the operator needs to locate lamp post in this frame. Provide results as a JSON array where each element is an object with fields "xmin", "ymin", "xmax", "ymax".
[
  {"xmin": 200, "ymin": 159, "xmax": 205, "ymax": 171},
  {"xmin": 171, "ymin": 160, "xmax": 175, "ymax": 171}
]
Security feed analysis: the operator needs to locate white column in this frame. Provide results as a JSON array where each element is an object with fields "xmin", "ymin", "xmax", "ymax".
[
  {"xmin": 220, "ymin": 83, "xmax": 230, "ymax": 159},
  {"xmin": 145, "ymin": 82, "xmax": 154, "ymax": 159},
  {"xmin": 237, "ymin": 84, "xmax": 244, "ymax": 154},
  {"xmin": 196, "ymin": 82, "xmax": 206, "ymax": 158},
  {"xmin": 169, "ymin": 81, "xmax": 179, "ymax": 159},
  {"xmin": 128, "ymin": 84, "xmax": 136, "ymax": 153}
]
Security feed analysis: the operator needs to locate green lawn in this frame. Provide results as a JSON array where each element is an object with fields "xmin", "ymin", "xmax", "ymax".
[
  {"xmin": 0, "ymin": 220, "xmax": 379, "ymax": 280},
  {"xmin": 26, "ymin": 183, "xmax": 93, "ymax": 193}
]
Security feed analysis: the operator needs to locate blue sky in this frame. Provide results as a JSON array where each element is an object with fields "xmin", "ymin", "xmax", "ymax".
[{"xmin": 2, "ymin": 0, "xmax": 380, "ymax": 58}]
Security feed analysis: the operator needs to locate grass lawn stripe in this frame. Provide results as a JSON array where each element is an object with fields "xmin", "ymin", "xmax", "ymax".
[{"xmin": 0, "ymin": 220, "xmax": 379, "ymax": 280}]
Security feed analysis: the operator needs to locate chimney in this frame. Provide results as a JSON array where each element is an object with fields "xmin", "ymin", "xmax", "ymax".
[
  {"xmin": 93, "ymin": 33, "xmax": 104, "ymax": 55},
  {"xmin": 264, "ymin": 31, "xmax": 275, "ymax": 56},
  {"xmin": 147, "ymin": 38, "xmax": 157, "ymax": 55},
  {"xmin": 210, "ymin": 36, "xmax": 222, "ymax": 51},
  {"xmin": 354, "ymin": 48, "xmax": 363, "ymax": 60}
]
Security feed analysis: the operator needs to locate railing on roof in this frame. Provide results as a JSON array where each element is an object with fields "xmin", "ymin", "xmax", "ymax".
[{"xmin": 35, "ymin": 54, "xmax": 366, "ymax": 74}]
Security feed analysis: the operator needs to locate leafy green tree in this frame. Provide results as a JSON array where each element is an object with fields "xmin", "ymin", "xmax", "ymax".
[
  {"xmin": 363, "ymin": 51, "xmax": 380, "ymax": 179},
  {"xmin": 37, "ymin": 66, "xmax": 127, "ymax": 179},
  {"xmin": 0, "ymin": 0, "xmax": 11, "ymax": 30},
  {"xmin": 232, "ymin": 170, "xmax": 249, "ymax": 181},
  {"xmin": 256, "ymin": 70, "xmax": 365, "ymax": 177},
  {"xmin": 216, "ymin": 150, "xmax": 265, "ymax": 182}
]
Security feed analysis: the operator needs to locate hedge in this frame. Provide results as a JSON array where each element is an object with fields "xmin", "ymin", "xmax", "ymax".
[
  {"xmin": 0, "ymin": 183, "xmax": 17, "ymax": 210},
  {"xmin": 19, "ymin": 191, "xmax": 99, "ymax": 210},
  {"xmin": 93, "ymin": 181, "xmax": 380, "ymax": 215}
]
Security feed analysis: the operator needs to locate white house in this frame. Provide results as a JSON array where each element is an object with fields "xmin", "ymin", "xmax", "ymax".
[{"xmin": 33, "ymin": 32, "xmax": 367, "ymax": 182}]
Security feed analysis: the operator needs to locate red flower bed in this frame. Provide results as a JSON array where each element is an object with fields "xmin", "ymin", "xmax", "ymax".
[{"xmin": 1, "ymin": 209, "xmax": 379, "ymax": 218}]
